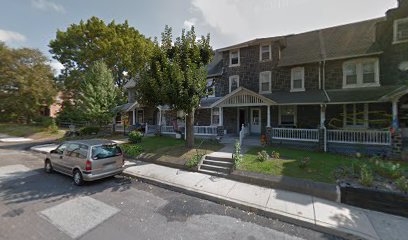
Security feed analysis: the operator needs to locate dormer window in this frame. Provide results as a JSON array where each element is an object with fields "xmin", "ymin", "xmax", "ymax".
[
  {"xmin": 342, "ymin": 58, "xmax": 380, "ymax": 88},
  {"xmin": 290, "ymin": 67, "xmax": 305, "ymax": 92},
  {"xmin": 229, "ymin": 50, "xmax": 240, "ymax": 67},
  {"xmin": 394, "ymin": 17, "xmax": 408, "ymax": 44},
  {"xmin": 260, "ymin": 44, "xmax": 271, "ymax": 61}
]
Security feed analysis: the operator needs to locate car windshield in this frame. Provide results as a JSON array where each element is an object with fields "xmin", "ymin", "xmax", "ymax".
[{"xmin": 91, "ymin": 145, "xmax": 122, "ymax": 160}]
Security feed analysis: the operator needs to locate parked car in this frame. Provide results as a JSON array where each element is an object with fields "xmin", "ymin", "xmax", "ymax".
[{"xmin": 44, "ymin": 139, "xmax": 124, "ymax": 186}]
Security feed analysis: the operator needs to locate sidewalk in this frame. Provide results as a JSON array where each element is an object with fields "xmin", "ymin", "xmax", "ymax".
[{"xmin": 123, "ymin": 161, "xmax": 408, "ymax": 240}]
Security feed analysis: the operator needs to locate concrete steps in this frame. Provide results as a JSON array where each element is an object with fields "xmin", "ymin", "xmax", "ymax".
[{"xmin": 198, "ymin": 152, "xmax": 234, "ymax": 176}]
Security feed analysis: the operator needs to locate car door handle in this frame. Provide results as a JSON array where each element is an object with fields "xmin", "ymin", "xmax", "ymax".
[{"xmin": 59, "ymin": 156, "xmax": 63, "ymax": 159}]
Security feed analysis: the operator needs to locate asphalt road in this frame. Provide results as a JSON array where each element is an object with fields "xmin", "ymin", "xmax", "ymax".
[{"xmin": 0, "ymin": 143, "xmax": 343, "ymax": 240}]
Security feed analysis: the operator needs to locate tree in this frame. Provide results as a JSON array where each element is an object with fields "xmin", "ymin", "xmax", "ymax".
[
  {"xmin": 0, "ymin": 42, "xmax": 57, "ymax": 123},
  {"xmin": 49, "ymin": 16, "xmax": 153, "ymax": 98},
  {"xmin": 136, "ymin": 26, "xmax": 213, "ymax": 148},
  {"xmin": 77, "ymin": 60, "xmax": 118, "ymax": 125}
]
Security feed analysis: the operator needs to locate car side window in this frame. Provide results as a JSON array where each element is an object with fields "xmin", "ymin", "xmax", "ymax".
[
  {"xmin": 55, "ymin": 144, "xmax": 68, "ymax": 155},
  {"xmin": 66, "ymin": 144, "xmax": 88, "ymax": 159}
]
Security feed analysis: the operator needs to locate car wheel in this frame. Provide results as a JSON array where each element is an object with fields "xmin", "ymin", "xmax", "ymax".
[
  {"xmin": 73, "ymin": 169, "xmax": 84, "ymax": 186},
  {"xmin": 44, "ymin": 160, "xmax": 53, "ymax": 173}
]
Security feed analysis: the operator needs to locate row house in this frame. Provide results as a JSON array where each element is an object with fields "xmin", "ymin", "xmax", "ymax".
[{"xmin": 115, "ymin": 0, "xmax": 408, "ymax": 156}]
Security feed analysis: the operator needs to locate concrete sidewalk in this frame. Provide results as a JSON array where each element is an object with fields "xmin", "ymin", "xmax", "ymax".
[{"xmin": 123, "ymin": 161, "xmax": 408, "ymax": 240}]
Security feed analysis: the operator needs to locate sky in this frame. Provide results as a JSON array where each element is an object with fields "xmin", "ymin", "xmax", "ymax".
[{"xmin": 0, "ymin": 0, "xmax": 399, "ymax": 74}]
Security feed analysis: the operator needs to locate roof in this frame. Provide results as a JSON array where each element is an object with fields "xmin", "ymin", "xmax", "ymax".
[
  {"xmin": 263, "ymin": 90, "xmax": 328, "ymax": 105},
  {"xmin": 278, "ymin": 18, "xmax": 384, "ymax": 66},
  {"xmin": 326, "ymin": 85, "xmax": 408, "ymax": 103},
  {"xmin": 217, "ymin": 36, "xmax": 285, "ymax": 52},
  {"xmin": 112, "ymin": 102, "xmax": 140, "ymax": 112},
  {"xmin": 207, "ymin": 52, "xmax": 223, "ymax": 77},
  {"xmin": 200, "ymin": 97, "xmax": 222, "ymax": 108},
  {"xmin": 65, "ymin": 139, "xmax": 116, "ymax": 146}
]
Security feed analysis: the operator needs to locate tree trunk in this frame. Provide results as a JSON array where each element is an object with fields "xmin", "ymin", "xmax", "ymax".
[{"xmin": 186, "ymin": 110, "xmax": 195, "ymax": 148}]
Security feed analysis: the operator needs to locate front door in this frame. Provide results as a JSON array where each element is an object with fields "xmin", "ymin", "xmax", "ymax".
[{"xmin": 251, "ymin": 108, "xmax": 261, "ymax": 134}]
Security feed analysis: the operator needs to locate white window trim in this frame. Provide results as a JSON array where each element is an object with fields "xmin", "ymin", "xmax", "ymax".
[
  {"xmin": 211, "ymin": 108, "xmax": 220, "ymax": 126},
  {"xmin": 259, "ymin": 71, "xmax": 272, "ymax": 94},
  {"xmin": 136, "ymin": 109, "xmax": 144, "ymax": 123},
  {"xmin": 207, "ymin": 78, "xmax": 215, "ymax": 97},
  {"xmin": 278, "ymin": 105, "xmax": 297, "ymax": 126},
  {"xmin": 393, "ymin": 17, "xmax": 408, "ymax": 44},
  {"xmin": 342, "ymin": 58, "xmax": 380, "ymax": 89},
  {"xmin": 343, "ymin": 103, "xmax": 369, "ymax": 128},
  {"xmin": 259, "ymin": 44, "xmax": 272, "ymax": 62},
  {"xmin": 229, "ymin": 75, "xmax": 240, "ymax": 93},
  {"xmin": 290, "ymin": 67, "xmax": 305, "ymax": 92},
  {"xmin": 229, "ymin": 49, "xmax": 240, "ymax": 67}
]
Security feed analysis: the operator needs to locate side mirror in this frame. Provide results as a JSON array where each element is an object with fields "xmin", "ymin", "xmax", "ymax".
[{"xmin": 50, "ymin": 149, "xmax": 58, "ymax": 154}]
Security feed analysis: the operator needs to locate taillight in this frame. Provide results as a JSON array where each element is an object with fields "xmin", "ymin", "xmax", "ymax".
[{"xmin": 85, "ymin": 160, "xmax": 92, "ymax": 171}]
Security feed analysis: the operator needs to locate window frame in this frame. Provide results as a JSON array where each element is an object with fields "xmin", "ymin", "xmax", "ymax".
[
  {"xmin": 278, "ymin": 105, "xmax": 297, "ymax": 126},
  {"xmin": 229, "ymin": 75, "xmax": 240, "ymax": 93},
  {"xmin": 342, "ymin": 58, "xmax": 380, "ymax": 89},
  {"xmin": 229, "ymin": 49, "xmax": 240, "ymax": 67},
  {"xmin": 259, "ymin": 71, "xmax": 272, "ymax": 94},
  {"xmin": 290, "ymin": 67, "xmax": 305, "ymax": 92},
  {"xmin": 137, "ymin": 109, "xmax": 144, "ymax": 123},
  {"xmin": 393, "ymin": 17, "xmax": 408, "ymax": 44},
  {"xmin": 207, "ymin": 79, "xmax": 215, "ymax": 97},
  {"xmin": 211, "ymin": 108, "xmax": 220, "ymax": 126},
  {"xmin": 259, "ymin": 44, "xmax": 272, "ymax": 62},
  {"xmin": 343, "ymin": 103, "xmax": 369, "ymax": 128}
]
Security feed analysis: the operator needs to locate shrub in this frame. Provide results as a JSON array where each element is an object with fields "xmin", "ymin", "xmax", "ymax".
[
  {"xmin": 298, "ymin": 157, "xmax": 310, "ymax": 169},
  {"xmin": 373, "ymin": 160, "xmax": 402, "ymax": 179},
  {"xmin": 33, "ymin": 116, "xmax": 53, "ymax": 127},
  {"xmin": 271, "ymin": 151, "xmax": 280, "ymax": 159},
  {"xmin": 256, "ymin": 150, "xmax": 269, "ymax": 162},
  {"xmin": 360, "ymin": 164, "xmax": 374, "ymax": 187},
  {"xmin": 128, "ymin": 130, "xmax": 143, "ymax": 143},
  {"xmin": 186, "ymin": 154, "xmax": 203, "ymax": 168},
  {"xmin": 233, "ymin": 141, "xmax": 242, "ymax": 168},
  {"xmin": 47, "ymin": 119, "xmax": 59, "ymax": 134},
  {"xmin": 395, "ymin": 176, "xmax": 408, "ymax": 193},
  {"xmin": 121, "ymin": 144, "xmax": 143, "ymax": 157},
  {"xmin": 79, "ymin": 126, "xmax": 100, "ymax": 135}
]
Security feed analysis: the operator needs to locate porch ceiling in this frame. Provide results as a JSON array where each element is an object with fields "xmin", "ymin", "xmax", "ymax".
[{"xmin": 210, "ymin": 87, "xmax": 276, "ymax": 108}]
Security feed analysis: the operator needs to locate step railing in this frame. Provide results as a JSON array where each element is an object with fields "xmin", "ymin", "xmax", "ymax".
[
  {"xmin": 271, "ymin": 128, "xmax": 319, "ymax": 142},
  {"xmin": 327, "ymin": 129, "xmax": 391, "ymax": 145}
]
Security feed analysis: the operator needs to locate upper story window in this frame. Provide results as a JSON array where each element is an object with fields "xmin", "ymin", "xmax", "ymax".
[
  {"xmin": 342, "ymin": 58, "xmax": 380, "ymax": 88},
  {"xmin": 290, "ymin": 67, "xmax": 305, "ymax": 92},
  {"xmin": 259, "ymin": 44, "xmax": 271, "ymax": 61},
  {"xmin": 394, "ymin": 17, "xmax": 408, "ymax": 44},
  {"xmin": 259, "ymin": 71, "xmax": 271, "ymax": 94},
  {"xmin": 207, "ymin": 79, "xmax": 215, "ymax": 97},
  {"xmin": 229, "ymin": 75, "xmax": 239, "ymax": 93},
  {"xmin": 229, "ymin": 49, "xmax": 240, "ymax": 67}
]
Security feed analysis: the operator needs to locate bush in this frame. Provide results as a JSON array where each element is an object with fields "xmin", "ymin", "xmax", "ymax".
[
  {"xmin": 186, "ymin": 154, "xmax": 203, "ymax": 168},
  {"xmin": 360, "ymin": 164, "xmax": 374, "ymax": 187},
  {"xmin": 271, "ymin": 151, "xmax": 280, "ymax": 159},
  {"xmin": 395, "ymin": 176, "xmax": 408, "ymax": 193},
  {"xmin": 47, "ymin": 119, "xmax": 59, "ymax": 134},
  {"xmin": 373, "ymin": 160, "xmax": 402, "ymax": 179},
  {"xmin": 233, "ymin": 141, "xmax": 242, "ymax": 168},
  {"xmin": 256, "ymin": 150, "xmax": 269, "ymax": 162},
  {"xmin": 121, "ymin": 144, "xmax": 143, "ymax": 157},
  {"xmin": 298, "ymin": 157, "xmax": 310, "ymax": 169},
  {"xmin": 33, "ymin": 116, "xmax": 54, "ymax": 127},
  {"xmin": 128, "ymin": 130, "xmax": 143, "ymax": 143},
  {"xmin": 79, "ymin": 126, "xmax": 100, "ymax": 135}
]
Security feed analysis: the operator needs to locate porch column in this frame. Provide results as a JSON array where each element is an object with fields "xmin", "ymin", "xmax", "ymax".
[
  {"xmin": 158, "ymin": 109, "xmax": 162, "ymax": 126},
  {"xmin": 320, "ymin": 104, "xmax": 326, "ymax": 127},
  {"xmin": 266, "ymin": 105, "xmax": 271, "ymax": 128},
  {"xmin": 392, "ymin": 100, "xmax": 399, "ymax": 128},
  {"xmin": 219, "ymin": 107, "xmax": 224, "ymax": 126},
  {"xmin": 132, "ymin": 109, "xmax": 136, "ymax": 125}
]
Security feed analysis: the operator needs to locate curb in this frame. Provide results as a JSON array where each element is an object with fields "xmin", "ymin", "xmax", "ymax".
[{"xmin": 122, "ymin": 170, "xmax": 372, "ymax": 240}]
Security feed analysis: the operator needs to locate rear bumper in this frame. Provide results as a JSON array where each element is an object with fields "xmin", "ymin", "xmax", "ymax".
[{"xmin": 82, "ymin": 167, "xmax": 124, "ymax": 181}]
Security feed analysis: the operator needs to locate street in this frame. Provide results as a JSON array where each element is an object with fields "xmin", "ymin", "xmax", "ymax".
[{"xmin": 0, "ymin": 144, "xmax": 342, "ymax": 240}]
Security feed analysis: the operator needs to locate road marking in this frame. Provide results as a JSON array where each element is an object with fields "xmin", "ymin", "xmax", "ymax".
[
  {"xmin": 0, "ymin": 164, "xmax": 37, "ymax": 181},
  {"xmin": 39, "ymin": 196, "xmax": 120, "ymax": 239}
]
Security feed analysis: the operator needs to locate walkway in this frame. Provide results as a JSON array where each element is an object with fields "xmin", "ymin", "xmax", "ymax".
[{"xmin": 123, "ymin": 161, "xmax": 408, "ymax": 240}]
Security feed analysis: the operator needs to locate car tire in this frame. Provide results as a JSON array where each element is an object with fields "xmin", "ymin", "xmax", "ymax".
[
  {"xmin": 73, "ymin": 169, "xmax": 84, "ymax": 186},
  {"xmin": 44, "ymin": 160, "xmax": 53, "ymax": 173}
]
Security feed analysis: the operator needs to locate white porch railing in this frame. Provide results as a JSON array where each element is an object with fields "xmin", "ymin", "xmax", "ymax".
[
  {"xmin": 194, "ymin": 126, "xmax": 218, "ymax": 136},
  {"xmin": 271, "ymin": 128, "xmax": 319, "ymax": 142},
  {"xmin": 160, "ymin": 125, "xmax": 176, "ymax": 134},
  {"xmin": 327, "ymin": 129, "xmax": 391, "ymax": 145}
]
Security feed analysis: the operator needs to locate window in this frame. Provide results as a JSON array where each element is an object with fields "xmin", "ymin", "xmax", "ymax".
[
  {"xmin": 229, "ymin": 49, "xmax": 240, "ymax": 66},
  {"xmin": 92, "ymin": 145, "xmax": 122, "ymax": 160},
  {"xmin": 54, "ymin": 144, "xmax": 68, "ymax": 155},
  {"xmin": 279, "ymin": 106, "xmax": 297, "ymax": 126},
  {"xmin": 229, "ymin": 75, "xmax": 239, "ymax": 93},
  {"xmin": 211, "ymin": 108, "xmax": 220, "ymax": 125},
  {"xmin": 342, "ymin": 59, "xmax": 379, "ymax": 88},
  {"xmin": 207, "ymin": 79, "xmax": 215, "ymax": 97},
  {"xmin": 394, "ymin": 17, "xmax": 408, "ymax": 43},
  {"xmin": 259, "ymin": 44, "xmax": 271, "ymax": 61},
  {"xmin": 137, "ymin": 110, "xmax": 144, "ymax": 123},
  {"xmin": 291, "ymin": 67, "xmax": 305, "ymax": 92},
  {"xmin": 343, "ymin": 103, "xmax": 368, "ymax": 128},
  {"xmin": 259, "ymin": 71, "xmax": 271, "ymax": 93},
  {"xmin": 66, "ymin": 144, "xmax": 88, "ymax": 159}
]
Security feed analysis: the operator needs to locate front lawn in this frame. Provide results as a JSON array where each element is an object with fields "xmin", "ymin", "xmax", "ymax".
[
  {"xmin": 122, "ymin": 136, "xmax": 224, "ymax": 166},
  {"xmin": 0, "ymin": 123, "xmax": 65, "ymax": 139},
  {"xmin": 239, "ymin": 146, "xmax": 408, "ymax": 184}
]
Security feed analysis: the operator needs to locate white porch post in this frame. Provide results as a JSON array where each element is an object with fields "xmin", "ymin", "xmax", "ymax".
[
  {"xmin": 219, "ymin": 107, "xmax": 224, "ymax": 127},
  {"xmin": 158, "ymin": 109, "xmax": 162, "ymax": 126},
  {"xmin": 132, "ymin": 109, "xmax": 136, "ymax": 125},
  {"xmin": 320, "ymin": 104, "xmax": 326, "ymax": 128},
  {"xmin": 267, "ymin": 105, "xmax": 271, "ymax": 128},
  {"xmin": 392, "ymin": 100, "xmax": 399, "ymax": 128}
]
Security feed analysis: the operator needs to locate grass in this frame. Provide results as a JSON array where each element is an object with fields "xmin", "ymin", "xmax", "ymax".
[
  {"xmin": 239, "ymin": 146, "xmax": 408, "ymax": 184},
  {"xmin": 123, "ymin": 136, "xmax": 224, "ymax": 166},
  {"xmin": 0, "ymin": 123, "xmax": 65, "ymax": 139}
]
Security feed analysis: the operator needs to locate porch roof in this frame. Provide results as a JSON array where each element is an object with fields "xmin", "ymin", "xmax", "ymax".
[
  {"xmin": 263, "ymin": 90, "xmax": 328, "ymax": 105},
  {"xmin": 112, "ymin": 102, "xmax": 141, "ymax": 113},
  {"xmin": 209, "ymin": 87, "xmax": 276, "ymax": 108},
  {"xmin": 326, "ymin": 85, "xmax": 408, "ymax": 103}
]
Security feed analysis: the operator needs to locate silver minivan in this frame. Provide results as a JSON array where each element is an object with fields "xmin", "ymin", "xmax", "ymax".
[{"xmin": 44, "ymin": 139, "xmax": 124, "ymax": 185}]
